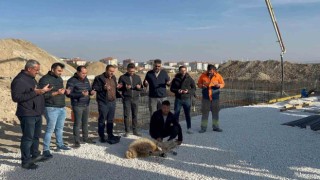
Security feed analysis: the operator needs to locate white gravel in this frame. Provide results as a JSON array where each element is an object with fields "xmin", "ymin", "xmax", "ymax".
[{"xmin": 1, "ymin": 97, "xmax": 320, "ymax": 180}]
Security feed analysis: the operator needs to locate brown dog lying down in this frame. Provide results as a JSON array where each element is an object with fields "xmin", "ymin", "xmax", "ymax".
[{"xmin": 125, "ymin": 138, "xmax": 179, "ymax": 159}]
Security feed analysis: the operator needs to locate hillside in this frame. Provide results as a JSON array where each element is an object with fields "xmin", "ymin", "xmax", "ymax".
[
  {"xmin": 86, "ymin": 62, "xmax": 123, "ymax": 78},
  {"xmin": 218, "ymin": 60, "xmax": 320, "ymax": 82},
  {"xmin": 0, "ymin": 39, "xmax": 76, "ymax": 123},
  {"xmin": 0, "ymin": 39, "xmax": 75, "ymax": 77}
]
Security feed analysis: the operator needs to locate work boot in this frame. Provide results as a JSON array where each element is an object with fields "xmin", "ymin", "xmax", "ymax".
[{"xmin": 212, "ymin": 127, "xmax": 223, "ymax": 132}]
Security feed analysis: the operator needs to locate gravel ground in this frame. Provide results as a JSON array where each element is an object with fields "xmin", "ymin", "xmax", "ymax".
[{"xmin": 1, "ymin": 97, "xmax": 320, "ymax": 180}]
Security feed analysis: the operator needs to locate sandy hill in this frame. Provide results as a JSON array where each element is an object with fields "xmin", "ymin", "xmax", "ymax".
[
  {"xmin": 86, "ymin": 62, "xmax": 123, "ymax": 78},
  {"xmin": 0, "ymin": 39, "xmax": 75, "ymax": 77},
  {"xmin": 218, "ymin": 60, "xmax": 320, "ymax": 82},
  {"xmin": 0, "ymin": 39, "xmax": 76, "ymax": 123}
]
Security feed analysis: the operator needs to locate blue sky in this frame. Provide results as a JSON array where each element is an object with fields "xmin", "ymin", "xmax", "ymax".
[{"xmin": 1, "ymin": 0, "xmax": 320, "ymax": 62}]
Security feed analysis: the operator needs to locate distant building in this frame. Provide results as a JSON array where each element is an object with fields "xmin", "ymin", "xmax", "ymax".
[
  {"xmin": 100, "ymin": 57, "xmax": 118, "ymax": 66},
  {"xmin": 64, "ymin": 57, "xmax": 87, "ymax": 66},
  {"xmin": 186, "ymin": 66, "xmax": 192, "ymax": 72},
  {"xmin": 202, "ymin": 63, "xmax": 209, "ymax": 71},
  {"xmin": 123, "ymin": 59, "xmax": 135, "ymax": 68},
  {"xmin": 183, "ymin": 62, "xmax": 189, "ymax": 66},
  {"xmin": 164, "ymin": 62, "xmax": 177, "ymax": 67},
  {"xmin": 162, "ymin": 65, "xmax": 176, "ymax": 73},
  {"xmin": 190, "ymin": 62, "xmax": 203, "ymax": 71}
]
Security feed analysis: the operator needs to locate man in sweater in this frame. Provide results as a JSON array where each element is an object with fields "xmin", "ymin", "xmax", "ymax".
[
  {"xmin": 149, "ymin": 100, "xmax": 183, "ymax": 144},
  {"xmin": 118, "ymin": 63, "xmax": 143, "ymax": 137},
  {"xmin": 143, "ymin": 59, "xmax": 171, "ymax": 117},
  {"xmin": 92, "ymin": 65, "xmax": 122, "ymax": 144},
  {"xmin": 66, "ymin": 66, "xmax": 96, "ymax": 148},
  {"xmin": 170, "ymin": 65, "xmax": 196, "ymax": 134},
  {"xmin": 11, "ymin": 59, "xmax": 52, "ymax": 169},
  {"xmin": 39, "ymin": 63, "xmax": 71, "ymax": 158}
]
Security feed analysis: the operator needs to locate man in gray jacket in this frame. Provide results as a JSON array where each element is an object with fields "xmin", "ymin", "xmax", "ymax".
[{"xmin": 118, "ymin": 63, "xmax": 143, "ymax": 137}]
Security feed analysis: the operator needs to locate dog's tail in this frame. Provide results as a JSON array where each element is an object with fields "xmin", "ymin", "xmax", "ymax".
[{"xmin": 125, "ymin": 149, "xmax": 138, "ymax": 159}]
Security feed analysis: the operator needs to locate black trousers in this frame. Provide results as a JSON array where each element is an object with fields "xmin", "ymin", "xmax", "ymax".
[
  {"xmin": 151, "ymin": 125, "xmax": 180, "ymax": 141},
  {"xmin": 98, "ymin": 101, "xmax": 116, "ymax": 138},
  {"xmin": 72, "ymin": 106, "xmax": 89, "ymax": 143},
  {"xmin": 18, "ymin": 116, "xmax": 42, "ymax": 165},
  {"xmin": 123, "ymin": 97, "xmax": 138, "ymax": 132}
]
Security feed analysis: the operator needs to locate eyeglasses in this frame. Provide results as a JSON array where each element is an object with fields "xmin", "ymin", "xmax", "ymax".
[{"xmin": 154, "ymin": 65, "xmax": 161, "ymax": 68}]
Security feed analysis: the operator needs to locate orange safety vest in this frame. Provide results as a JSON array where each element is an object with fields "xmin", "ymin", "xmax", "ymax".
[{"xmin": 197, "ymin": 72, "xmax": 225, "ymax": 101}]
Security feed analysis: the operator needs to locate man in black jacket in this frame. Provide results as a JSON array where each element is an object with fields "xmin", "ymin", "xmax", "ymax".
[
  {"xmin": 118, "ymin": 63, "xmax": 143, "ymax": 137},
  {"xmin": 11, "ymin": 59, "xmax": 52, "ymax": 169},
  {"xmin": 66, "ymin": 66, "xmax": 96, "ymax": 148},
  {"xmin": 170, "ymin": 65, "xmax": 196, "ymax": 134},
  {"xmin": 39, "ymin": 63, "xmax": 71, "ymax": 158},
  {"xmin": 143, "ymin": 59, "xmax": 171, "ymax": 117},
  {"xmin": 149, "ymin": 100, "xmax": 183, "ymax": 144},
  {"xmin": 92, "ymin": 65, "xmax": 122, "ymax": 144}
]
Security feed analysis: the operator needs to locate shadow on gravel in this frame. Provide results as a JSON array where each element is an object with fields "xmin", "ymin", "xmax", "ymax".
[{"xmin": 2, "ymin": 153, "xmax": 180, "ymax": 180}]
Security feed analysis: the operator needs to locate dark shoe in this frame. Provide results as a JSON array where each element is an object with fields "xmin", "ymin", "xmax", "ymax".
[
  {"xmin": 42, "ymin": 150, "xmax": 53, "ymax": 159},
  {"xmin": 100, "ymin": 137, "xmax": 107, "ymax": 143},
  {"xmin": 170, "ymin": 151, "xmax": 178, "ymax": 156},
  {"xmin": 57, "ymin": 145, "xmax": 71, "ymax": 151},
  {"xmin": 213, "ymin": 127, "xmax": 223, "ymax": 132},
  {"xmin": 198, "ymin": 129, "xmax": 206, "ymax": 133},
  {"xmin": 108, "ymin": 135, "xmax": 121, "ymax": 141},
  {"xmin": 31, "ymin": 154, "xmax": 50, "ymax": 163},
  {"xmin": 133, "ymin": 131, "xmax": 141, "ymax": 137},
  {"xmin": 160, "ymin": 153, "xmax": 167, "ymax": 158},
  {"xmin": 84, "ymin": 138, "xmax": 96, "ymax": 144},
  {"xmin": 74, "ymin": 142, "xmax": 81, "ymax": 148},
  {"xmin": 106, "ymin": 138, "xmax": 120, "ymax": 144},
  {"xmin": 22, "ymin": 162, "xmax": 38, "ymax": 170}
]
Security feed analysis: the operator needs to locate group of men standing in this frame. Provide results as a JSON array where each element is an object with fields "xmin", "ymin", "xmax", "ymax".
[{"xmin": 11, "ymin": 59, "xmax": 224, "ymax": 169}]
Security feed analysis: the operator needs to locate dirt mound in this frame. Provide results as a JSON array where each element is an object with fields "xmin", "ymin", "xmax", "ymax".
[
  {"xmin": 0, "ymin": 78, "xmax": 17, "ymax": 123},
  {"xmin": 86, "ymin": 62, "xmax": 123, "ymax": 78},
  {"xmin": 0, "ymin": 39, "xmax": 75, "ymax": 77},
  {"xmin": 218, "ymin": 60, "xmax": 320, "ymax": 82},
  {"xmin": 0, "ymin": 39, "xmax": 76, "ymax": 124}
]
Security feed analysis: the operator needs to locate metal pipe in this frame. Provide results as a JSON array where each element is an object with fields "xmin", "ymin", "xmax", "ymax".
[
  {"xmin": 265, "ymin": 0, "xmax": 286, "ymax": 96},
  {"xmin": 265, "ymin": 0, "xmax": 286, "ymax": 53}
]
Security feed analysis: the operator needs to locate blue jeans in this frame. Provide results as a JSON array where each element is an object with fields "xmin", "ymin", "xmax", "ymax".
[
  {"xmin": 43, "ymin": 107, "xmax": 66, "ymax": 151},
  {"xmin": 18, "ymin": 116, "xmax": 42, "ymax": 165},
  {"xmin": 174, "ymin": 98, "xmax": 191, "ymax": 129}
]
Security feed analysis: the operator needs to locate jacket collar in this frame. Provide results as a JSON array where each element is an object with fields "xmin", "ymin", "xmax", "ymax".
[{"xmin": 48, "ymin": 71, "xmax": 59, "ymax": 78}]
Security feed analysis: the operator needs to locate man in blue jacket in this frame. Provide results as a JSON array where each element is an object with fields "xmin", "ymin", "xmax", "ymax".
[
  {"xmin": 143, "ymin": 59, "xmax": 171, "ymax": 117},
  {"xmin": 11, "ymin": 59, "xmax": 52, "ymax": 169},
  {"xmin": 66, "ymin": 66, "xmax": 96, "ymax": 148},
  {"xmin": 118, "ymin": 63, "xmax": 143, "ymax": 137}
]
